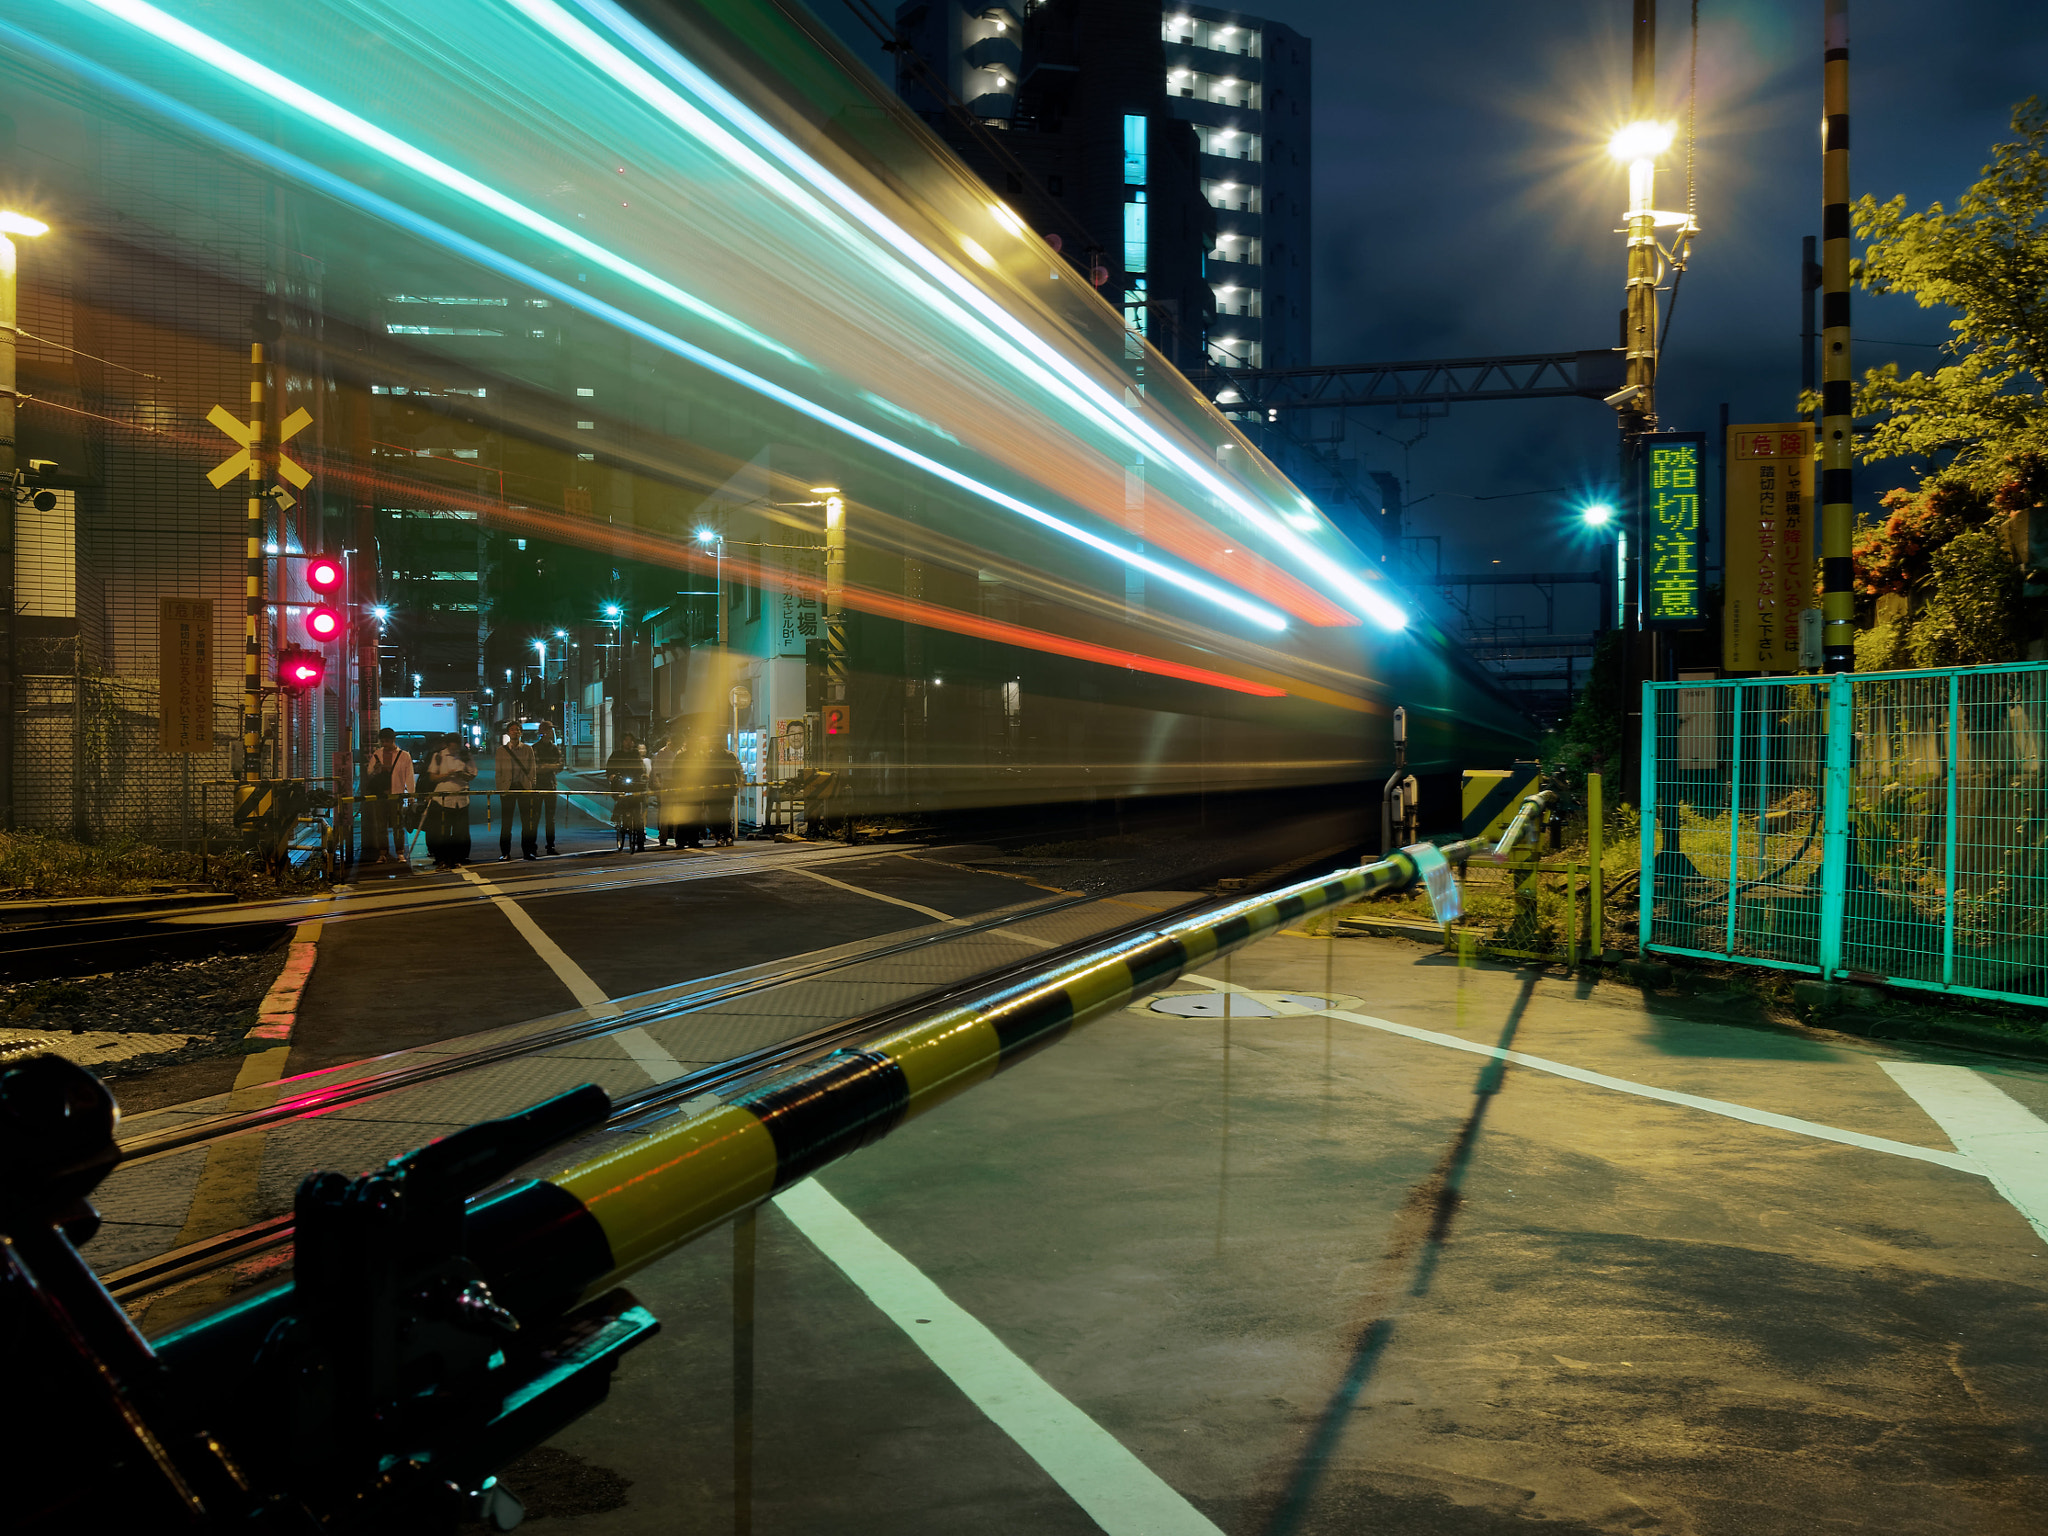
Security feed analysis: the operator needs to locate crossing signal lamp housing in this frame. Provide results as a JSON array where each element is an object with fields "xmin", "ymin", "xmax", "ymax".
[
  {"xmin": 303, "ymin": 554, "xmax": 345, "ymax": 644},
  {"xmin": 278, "ymin": 647, "xmax": 325, "ymax": 693}
]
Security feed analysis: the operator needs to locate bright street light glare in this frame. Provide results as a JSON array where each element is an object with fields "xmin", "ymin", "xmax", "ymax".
[
  {"xmin": 1582, "ymin": 503, "xmax": 1616, "ymax": 527},
  {"xmin": 0, "ymin": 211, "xmax": 49, "ymax": 237},
  {"xmin": 694, "ymin": 527, "xmax": 718, "ymax": 543},
  {"xmin": 1607, "ymin": 121, "xmax": 1675, "ymax": 161},
  {"xmin": 604, "ymin": 604, "xmax": 622, "ymax": 618}
]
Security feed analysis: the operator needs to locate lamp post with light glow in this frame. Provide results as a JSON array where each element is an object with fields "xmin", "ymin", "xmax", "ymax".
[
  {"xmin": 1580, "ymin": 502, "xmax": 1624, "ymax": 632},
  {"xmin": 0, "ymin": 209, "xmax": 48, "ymax": 828}
]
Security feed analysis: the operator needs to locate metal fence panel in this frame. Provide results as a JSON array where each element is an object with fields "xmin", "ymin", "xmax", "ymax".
[
  {"xmin": 1642, "ymin": 661, "xmax": 2048, "ymax": 1007},
  {"xmin": 12, "ymin": 669, "xmax": 237, "ymax": 845}
]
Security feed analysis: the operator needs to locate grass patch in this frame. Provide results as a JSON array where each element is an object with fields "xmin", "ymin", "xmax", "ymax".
[{"xmin": 0, "ymin": 832, "xmax": 323, "ymax": 902}]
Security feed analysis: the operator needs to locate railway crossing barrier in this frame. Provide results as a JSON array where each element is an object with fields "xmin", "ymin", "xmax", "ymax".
[
  {"xmin": 1, "ymin": 803, "xmax": 1552, "ymax": 1531},
  {"xmin": 1639, "ymin": 661, "xmax": 2048, "ymax": 1008}
]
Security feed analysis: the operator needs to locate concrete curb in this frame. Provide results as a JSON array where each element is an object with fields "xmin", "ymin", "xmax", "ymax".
[{"xmin": 246, "ymin": 921, "xmax": 321, "ymax": 1047}]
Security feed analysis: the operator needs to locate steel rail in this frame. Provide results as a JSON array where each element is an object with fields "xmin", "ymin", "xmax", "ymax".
[
  {"xmin": 113, "ymin": 882, "xmax": 1109, "ymax": 1165},
  {"xmin": 101, "ymin": 885, "xmax": 1214, "ymax": 1305}
]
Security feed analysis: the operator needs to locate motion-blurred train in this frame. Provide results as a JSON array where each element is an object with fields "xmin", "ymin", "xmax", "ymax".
[{"xmin": 3, "ymin": 0, "xmax": 1532, "ymax": 827}]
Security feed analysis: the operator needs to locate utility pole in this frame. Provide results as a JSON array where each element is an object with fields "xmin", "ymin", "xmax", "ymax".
[
  {"xmin": 1614, "ymin": 0, "xmax": 1658, "ymax": 801},
  {"xmin": 1620, "ymin": 0, "xmax": 1659, "ymax": 442},
  {"xmin": 242, "ymin": 317, "xmax": 274, "ymax": 809},
  {"xmin": 1819, "ymin": 0, "xmax": 1856, "ymax": 671}
]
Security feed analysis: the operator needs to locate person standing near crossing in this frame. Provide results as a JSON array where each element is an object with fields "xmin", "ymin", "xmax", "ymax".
[
  {"xmin": 422, "ymin": 733, "xmax": 475, "ymax": 869},
  {"xmin": 533, "ymin": 719, "xmax": 564, "ymax": 856},
  {"xmin": 361, "ymin": 726, "xmax": 415, "ymax": 865},
  {"xmin": 495, "ymin": 718, "xmax": 540, "ymax": 861}
]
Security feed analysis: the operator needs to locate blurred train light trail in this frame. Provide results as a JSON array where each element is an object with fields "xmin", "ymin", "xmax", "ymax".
[
  {"xmin": 553, "ymin": 0, "xmax": 1402, "ymax": 626},
  {"xmin": 76, "ymin": 0, "xmax": 797, "ymax": 361},
  {"xmin": 27, "ymin": 16, "xmax": 1291, "ymax": 635}
]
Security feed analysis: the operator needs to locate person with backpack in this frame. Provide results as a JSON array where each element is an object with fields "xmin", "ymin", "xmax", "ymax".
[{"xmin": 361, "ymin": 726, "xmax": 415, "ymax": 866}]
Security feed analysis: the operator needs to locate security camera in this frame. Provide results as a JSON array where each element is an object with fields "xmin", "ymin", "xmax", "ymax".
[{"xmin": 1603, "ymin": 383, "xmax": 1644, "ymax": 409}]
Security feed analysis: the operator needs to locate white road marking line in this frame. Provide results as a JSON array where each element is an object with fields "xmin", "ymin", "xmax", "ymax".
[
  {"xmin": 1311, "ymin": 1007, "xmax": 1976, "ymax": 1173},
  {"xmin": 459, "ymin": 867, "xmax": 618, "ymax": 1016},
  {"xmin": 990, "ymin": 928, "xmax": 1059, "ymax": 950},
  {"xmin": 457, "ymin": 867, "xmax": 683, "ymax": 1082},
  {"xmin": 1881, "ymin": 1063, "xmax": 2048, "ymax": 1245},
  {"xmin": 774, "ymin": 1179, "xmax": 1224, "ymax": 1536},
  {"xmin": 791, "ymin": 864, "xmax": 956, "ymax": 922}
]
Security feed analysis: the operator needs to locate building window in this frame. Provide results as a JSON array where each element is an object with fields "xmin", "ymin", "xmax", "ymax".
[
  {"xmin": 1122, "ymin": 114, "xmax": 1147, "ymax": 185},
  {"xmin": 1123, "ymin": 193, "xmax": 1147, "ymax": 275}
]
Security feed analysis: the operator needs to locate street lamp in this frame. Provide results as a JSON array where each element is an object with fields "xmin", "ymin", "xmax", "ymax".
[
  {"xmin": 1578, "ymin": 503, "xmax": 1624, "ymax": 632},
  {"xmin": 695, "ymin": 527, "xmax": 725, "ymax": 646}
]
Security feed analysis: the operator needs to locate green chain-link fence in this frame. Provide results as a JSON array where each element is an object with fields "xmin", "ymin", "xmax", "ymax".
[{"xmin": 1641, "ymin": 661, "xmax": 2048, "ymax": 1007}]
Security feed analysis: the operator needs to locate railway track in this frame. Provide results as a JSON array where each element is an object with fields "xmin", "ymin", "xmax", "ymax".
[{"xmin": 98, "ymin": 880, "xmax": 1218, "ymax": 1306}]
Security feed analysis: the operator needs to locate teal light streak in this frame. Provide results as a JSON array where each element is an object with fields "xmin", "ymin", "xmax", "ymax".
[
  {"xmin": 564, "ymin": 0, "xmax": 1406, "ymax": 630},
  {"xmin": 10, "ymin": 17, "xmax": 1286, "ymax": 632},
  {"xmin": 73, "ymin": 0, "xmax": 799, "ymax": 365}
]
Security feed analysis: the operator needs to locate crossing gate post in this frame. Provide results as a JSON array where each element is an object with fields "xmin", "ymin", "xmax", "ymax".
[
  {"xmin": 1588, "ymin": 770, "xmax": 1605, "ymax": 961},
  {"xmin": 1817, "ymin": 671, "xmax": 1853, "ymax": 976},
  {"xmin": 1638, "ymin": 680, "xmax": 1656, "ymax": 950}
]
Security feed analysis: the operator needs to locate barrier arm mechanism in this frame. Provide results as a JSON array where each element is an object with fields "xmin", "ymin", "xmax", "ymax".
[{"xmin": 4, "ymin": 829, "xmax": 1537, "ymax": 1531}]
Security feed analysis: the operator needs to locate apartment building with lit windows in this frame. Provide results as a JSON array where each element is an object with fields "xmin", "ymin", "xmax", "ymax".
[
  {"xmin": 1163, "ymin": 6, "xmax": 1310, "ymax": 370},
  {"xmin": 893, "ymin": 0, "xmax": 1310, "ymax": 374}
]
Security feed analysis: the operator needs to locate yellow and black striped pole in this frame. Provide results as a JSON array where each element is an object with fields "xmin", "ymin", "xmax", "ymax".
[
  {"xmin": 1819, "ymin": 0, "xmax": 1855, "ymax": 672},
  {"xmin": 457, "ymin": 813, "xmax": 1544, "ymax": 1317},
  {"xmin": 241, "ymin": 340, "xmax": 266, "ymax": 802}
]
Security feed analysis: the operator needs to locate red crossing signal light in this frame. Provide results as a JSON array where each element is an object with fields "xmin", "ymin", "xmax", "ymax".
[
  {"xmin": 278, "ymin": 647, "xmax": 325, "ymax": 693},
  {"xmin": 306, "ymin": 555, "xmax": 344, "ymax": 594},
  {"xmin": 304, "ymin": 605, "xmax": 344, "ymax": 643}
]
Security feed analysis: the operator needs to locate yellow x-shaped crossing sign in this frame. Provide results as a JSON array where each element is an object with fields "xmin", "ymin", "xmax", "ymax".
[{"xmin": 206, "ymin": 404, "xmax": 312, "ymax": 490}]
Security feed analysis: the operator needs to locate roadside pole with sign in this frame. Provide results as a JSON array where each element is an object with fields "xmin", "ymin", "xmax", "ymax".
[{"xmin": 1723, "ymin": 423, "xmax": 1816, "ymax": 672}]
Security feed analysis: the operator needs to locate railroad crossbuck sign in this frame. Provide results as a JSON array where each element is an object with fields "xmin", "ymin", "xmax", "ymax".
[{"xmin": 206, "ymin": 403, "xmax": 312, "ymax": 504}]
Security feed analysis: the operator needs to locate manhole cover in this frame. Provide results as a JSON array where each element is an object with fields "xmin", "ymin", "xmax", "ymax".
[{"xmin": 1148, "ymin": 992, "xmax": 1332, "ymax": 1018}]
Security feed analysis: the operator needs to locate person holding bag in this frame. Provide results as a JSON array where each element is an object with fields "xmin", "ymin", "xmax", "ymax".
[
  {"xmin": 422, "ymin": 733, "xmax": 476, "ymax": 869},
  {"xmin": 361, "ymin": 727, "xmax": 415, "ymax": 865}
]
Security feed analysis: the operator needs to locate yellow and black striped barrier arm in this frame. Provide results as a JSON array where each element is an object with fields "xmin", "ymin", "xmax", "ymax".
[{"xmin": 464, "ymin": 833, "xmax": 1522, "ymax": 1315}]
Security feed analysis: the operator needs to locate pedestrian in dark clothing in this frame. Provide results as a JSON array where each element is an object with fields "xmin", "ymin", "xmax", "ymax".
[
  {"xmin": 422, "ymin": 733, "xmax": 475, "ymax": 868},
  {"xmin": 703, "ymin": 737, "xmax": 744, "ymax": 846},
  {"xmin": 534, "ymin": 720, "xmax": 564, "ymax": 854},
  {"xmin": 495, "ymin": 720, "xmax": 540, "ymax": 861},
  {"xmin": 605, "ymin": 736, "xmax": 650, "ymax": 853}
]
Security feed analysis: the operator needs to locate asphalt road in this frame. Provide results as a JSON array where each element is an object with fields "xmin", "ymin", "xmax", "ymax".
[{"xmin": 506, "ymin": 931, "xmax": 2048, "ymax": 1536}]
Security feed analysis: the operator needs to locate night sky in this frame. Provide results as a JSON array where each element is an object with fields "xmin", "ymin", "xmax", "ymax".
[{"xmin": 815, "ymin": 1, "xmax": 2046, "ymax": 632}]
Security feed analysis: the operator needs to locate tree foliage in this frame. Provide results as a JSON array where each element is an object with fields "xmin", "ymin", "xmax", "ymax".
[
  {"xmin": 1845, "ymin": 455, "xmax": 2042, "ymax": 667},
  {"xmin": 1849, "ymin": 98, "xmax": 2048, "ymax": 484}
]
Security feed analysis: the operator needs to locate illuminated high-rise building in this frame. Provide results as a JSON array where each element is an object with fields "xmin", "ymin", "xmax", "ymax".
[{"xmin": 892, "ymin": 0, "xmax": 1311, "ymax": 372}]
